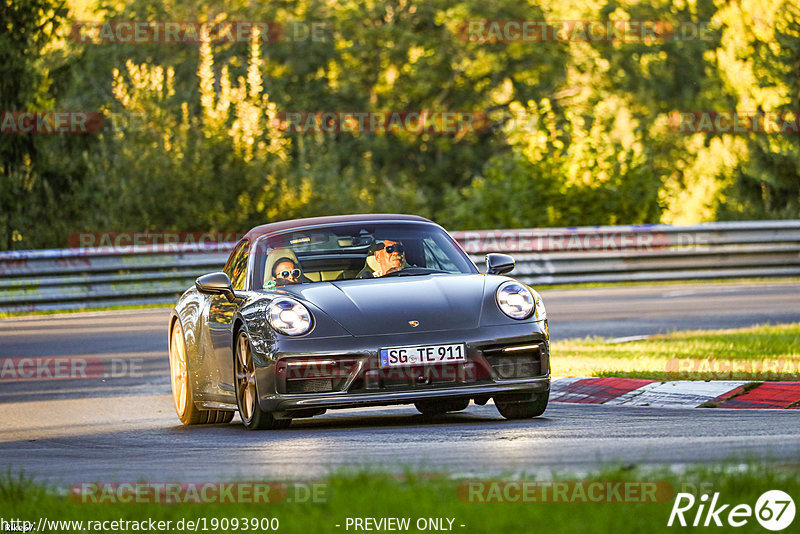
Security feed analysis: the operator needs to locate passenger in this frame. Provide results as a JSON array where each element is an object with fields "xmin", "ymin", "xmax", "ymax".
[
  {"xmin": 263, "ymin": 248, "xmax": 312, "ymax": 287},
  {"xmin": 271, "ymin": 258, "xmax": 303, "ymax": 285},
  {"xmin": 367, "ymin": 239, "xmax": 406, "ymax": 277}
]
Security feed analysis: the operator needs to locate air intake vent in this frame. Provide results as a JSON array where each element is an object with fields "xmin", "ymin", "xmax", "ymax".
[
  {"xmin": 481, "ymin": 343, "xmax": 544, "ymax": 379},
  {"xmin": 286, "ymin": 379, "xmax": 338, "ymax": 394},
  {"xmin": 278, "ymin": 356, "xmax": 359, "ymax": 394}
]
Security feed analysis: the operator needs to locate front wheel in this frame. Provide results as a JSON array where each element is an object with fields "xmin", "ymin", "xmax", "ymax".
[
  {"xmin": 495, "ymin": 393, "xmax": 548, "ymax": 419},
  {"xmin": 235, "ymin": 330, "xmax": 291, "ymax": 430},
  {"xmin": 169, "ymin": 320, "xmax": 234, "ymax": 425}
]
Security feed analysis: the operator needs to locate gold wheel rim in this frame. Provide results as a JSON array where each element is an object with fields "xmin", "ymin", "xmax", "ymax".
[
  {"xmin": 169, "ymin": 322, "xmax": 188, "ymax": 416},
  {"xmin": 236, "ymin": 333, "xmax": 256, "ymax": 422}
]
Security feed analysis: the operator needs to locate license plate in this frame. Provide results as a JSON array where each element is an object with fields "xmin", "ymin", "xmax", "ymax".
[{"xmin": 379, "ymin": 343, "xmax": 466, "ymax": 368}]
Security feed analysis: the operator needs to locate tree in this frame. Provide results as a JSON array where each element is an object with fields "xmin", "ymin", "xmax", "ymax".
[{"xmin": 0, "ymin": 0, "xmax": 68, "ymax": 249}]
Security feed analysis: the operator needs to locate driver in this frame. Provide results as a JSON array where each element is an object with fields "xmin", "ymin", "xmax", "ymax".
[{"xmin": 370, "ymin": 239, "xmax": 405, "ymax": 277}]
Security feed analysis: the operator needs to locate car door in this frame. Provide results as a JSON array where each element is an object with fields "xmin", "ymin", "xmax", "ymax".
[{"xmin": 206, "ymin": 239, "xmax": 249, "ymax": 399}]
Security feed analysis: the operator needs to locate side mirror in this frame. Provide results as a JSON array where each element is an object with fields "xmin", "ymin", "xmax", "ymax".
[
  {"xmin": 486, "ymin": 253, "xmax": 515, "ymax": 275},
  {"xmin": 196, "ymin": 272, "xmax": 237, "ymax": 302}
]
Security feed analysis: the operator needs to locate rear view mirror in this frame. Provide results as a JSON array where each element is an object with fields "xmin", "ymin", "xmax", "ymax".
[
  {"xmin": 486, "ymin": 253, "xmax": 515, "ymax": 275},
  {"xmin": 196, "ymin": 272, "xmax": 237, "ymax": 302}
]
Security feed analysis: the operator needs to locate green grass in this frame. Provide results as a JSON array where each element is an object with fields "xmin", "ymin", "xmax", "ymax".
[
  {"xmin": 2, "ymin": 466, "xmax": 797, "ymax": 533},
  {"xmin": 551, "ymin": 323, "xmax": 800, "ymax": 380}
]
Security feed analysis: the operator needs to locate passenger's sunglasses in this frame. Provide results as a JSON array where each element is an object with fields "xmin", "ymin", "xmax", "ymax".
[
  {"xmin": 276, "ymin": 269, "xmax": 301, "ymax": 279},
  {"xmin": 378, "ymin": 243, "xmax": 404, "ymax": 255}
]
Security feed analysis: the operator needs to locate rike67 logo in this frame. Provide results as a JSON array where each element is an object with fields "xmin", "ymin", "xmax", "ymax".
[{"xmin": 668, "ymin": 490, "xmax": 795, "ymax": 531}]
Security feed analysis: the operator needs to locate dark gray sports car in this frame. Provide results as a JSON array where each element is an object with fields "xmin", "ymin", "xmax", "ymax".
[{"xmin": 168, "ymin": 214, "xmax": 550, "ymax": 429}]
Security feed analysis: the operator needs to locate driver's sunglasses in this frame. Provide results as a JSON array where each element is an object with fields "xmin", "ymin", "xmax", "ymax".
[
  {"xmin": 276, "ymin": 269, "xmax": 301, "ymax": 279},
  {"xmin": 380, "ymin": 243, "xmax": 404, "ymax": 255}
]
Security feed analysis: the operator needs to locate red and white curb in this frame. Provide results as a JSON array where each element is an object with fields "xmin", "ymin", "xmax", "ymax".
[{"xmin": 551, "ymin": 377, "xmax": 800, "ymax": 409}]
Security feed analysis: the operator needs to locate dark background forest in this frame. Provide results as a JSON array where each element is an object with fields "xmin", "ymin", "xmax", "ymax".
[{"xmin": 3, "ymin": 0, "xmax": 799, "ymax": 250}]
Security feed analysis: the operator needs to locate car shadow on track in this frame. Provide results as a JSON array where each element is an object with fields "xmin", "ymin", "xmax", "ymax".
[{"xmin": 167, "ymin": 406, "xmax": 555, "ymax": 434}]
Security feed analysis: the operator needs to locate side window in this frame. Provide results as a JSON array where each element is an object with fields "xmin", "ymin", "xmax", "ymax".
[
  {"xmin": 223, "ymin": 240, "xmax": 250, "ymax": 290},
  {"xmin": 223, "ymin": 241, "xmax": 245, "ymax": 279}
]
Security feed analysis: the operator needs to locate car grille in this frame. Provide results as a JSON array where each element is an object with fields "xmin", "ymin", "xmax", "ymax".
[
  {"xmin": 481, "ymin": 342, "xmax": 547, "ymax": 379},
  {"xmin": 286, "ymin": 378, "xmax": 344, "ymax": 394},
  {"xmin": 347, "ymin": 360, "xmax": 478, "ymax": 392},
  {"xmin": 380, "ymin": 364, "xmax": 460, "ymax": 388}
]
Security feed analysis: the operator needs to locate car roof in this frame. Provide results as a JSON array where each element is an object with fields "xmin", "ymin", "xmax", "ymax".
[{"xmin": 243, "ymin": 214, "xmax": 434, "ymax": 241}]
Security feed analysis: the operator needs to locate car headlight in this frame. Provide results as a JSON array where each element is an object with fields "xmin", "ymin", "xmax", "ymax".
[
  {"xmin": 496, "ymin": 281, "xmax": 535, "ymax": 320},
  {"xmin": 266, "ymin": 298, "xmax": 313, "ymax": 336},
  {"xmin": 531, "ymin": 288, "xmax": 546, "ymax": 321}
]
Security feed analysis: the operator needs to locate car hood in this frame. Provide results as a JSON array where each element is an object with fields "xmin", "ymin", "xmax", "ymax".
[{"xmin": 280, "ymin": 274, "xmax": 487, "ymax": 336}]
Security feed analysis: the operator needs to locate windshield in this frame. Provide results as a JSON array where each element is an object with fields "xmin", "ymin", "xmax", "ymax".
[{"xmin": 250, "ymin": 222, "xmax": 477, "ymax": 289}]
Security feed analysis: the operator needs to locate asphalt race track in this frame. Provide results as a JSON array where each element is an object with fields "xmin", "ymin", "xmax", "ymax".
[{"xmin": 1, "ymin": 281, "xmax": 799, "ymax": 485}]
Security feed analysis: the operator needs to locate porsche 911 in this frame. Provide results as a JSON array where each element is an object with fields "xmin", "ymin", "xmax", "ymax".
[{"xmin": 168, "ymin": 214, "xmax": 550, "ymax": 429}]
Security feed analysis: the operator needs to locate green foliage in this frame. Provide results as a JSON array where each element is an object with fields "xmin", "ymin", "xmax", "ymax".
[
  {"xmin": 3, "ymin": 0, "xmax": 800, "ymax": 250},
  {"xmin": 0, "ymin": 0, "xmax": 69, "ymax": 249},
  {"xmin": 715, "ymin": 1, "xmax": 800, "ymax": 219}
]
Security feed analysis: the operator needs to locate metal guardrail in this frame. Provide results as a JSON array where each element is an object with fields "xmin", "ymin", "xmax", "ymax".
[
  {"xmin": 0, "ymin": 245, "xmax": 233, "ymax": 312},
  {"xmin": 0, "ymin": 221, "xmax": 798, "ymax": 312},
  {"xmin": 455, "ymin": 220, "xmax": 800, "ymax": 285}
]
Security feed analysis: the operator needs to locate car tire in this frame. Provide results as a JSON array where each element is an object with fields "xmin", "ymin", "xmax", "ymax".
[
  {"xmin": 169, "ymin": 320, "xmax": 233, "ymax": 425},
  {"xmin": 235, "ymin": 329, "xmax": 291, "ymax": 430},
  {"xmin": 494, "ymin": 393, "xmax": 548, "ymax": 419},
  {"xmin": 414, "ymin": 398, "xmax": 470, "ymax": 415}
]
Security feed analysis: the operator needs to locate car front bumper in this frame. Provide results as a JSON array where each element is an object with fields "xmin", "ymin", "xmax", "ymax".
[{"xmin": 252, "ymin": 321, "xmax": 550, "ymax": 414}]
